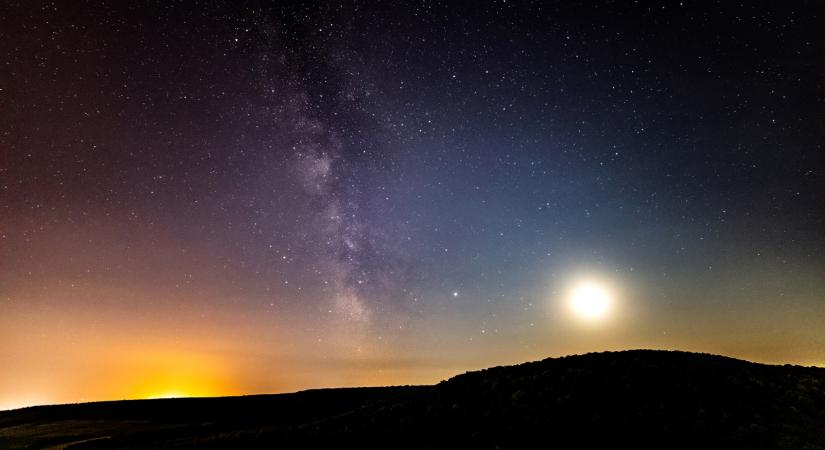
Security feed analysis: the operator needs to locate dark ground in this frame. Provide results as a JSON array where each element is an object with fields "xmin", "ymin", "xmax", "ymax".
[{"xmin": 2, "ymin": 350, "xmax": 824, "ymax": 449}]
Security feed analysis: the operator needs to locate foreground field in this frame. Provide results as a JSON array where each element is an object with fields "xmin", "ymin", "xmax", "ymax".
[{"xmin": 2, "ymin": 350, "xmax": 824, "ymax": 449}]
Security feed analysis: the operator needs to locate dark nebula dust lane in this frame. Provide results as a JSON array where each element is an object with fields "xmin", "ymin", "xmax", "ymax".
[{"xmin": 1, "ymin": 1, "xmax": 824, "ymax": 409}]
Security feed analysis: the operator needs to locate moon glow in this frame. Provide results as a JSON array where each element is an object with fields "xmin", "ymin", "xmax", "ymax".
[{"xmin": 568, "ymin": 280, "xmax": 613, "ymax": 322}]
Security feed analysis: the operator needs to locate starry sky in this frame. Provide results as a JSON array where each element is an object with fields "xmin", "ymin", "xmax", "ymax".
[{"xmin": 2, "ymin": 1, "xmax": 824, "ymax": 409}]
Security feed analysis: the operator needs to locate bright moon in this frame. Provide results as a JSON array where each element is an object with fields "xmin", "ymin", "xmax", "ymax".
[{"xmin": 568, "ymin": 281, "xmax": 612, "ymax": 321}]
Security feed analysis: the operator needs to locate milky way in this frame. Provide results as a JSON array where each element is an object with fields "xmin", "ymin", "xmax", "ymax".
[{"xmin": 246, "ymin": 15, "xmax": 415, "ymax": 330}]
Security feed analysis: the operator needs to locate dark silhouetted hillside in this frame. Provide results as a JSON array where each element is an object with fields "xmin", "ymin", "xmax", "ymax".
[{"xmin": 2, "ymin": 350, "xmax": 824, "ymax": 449}]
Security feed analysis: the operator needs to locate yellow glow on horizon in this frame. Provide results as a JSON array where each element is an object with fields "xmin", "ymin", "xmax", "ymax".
[
  {"xmin": 126, "ymin": 349, "xmax": 234, "ymax": 401},
  {"xmin": 133, "ymin": 375, "xmax": 224, "ymax": 400},
  {"xmin": 144, "ymin": 392, "xmax": 187, "ymax": 400}
]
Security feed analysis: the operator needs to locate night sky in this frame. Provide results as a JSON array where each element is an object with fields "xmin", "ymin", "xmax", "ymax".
[{"xmin": 2, "ymin": 1, "xmax": 824, "ymax": 410}]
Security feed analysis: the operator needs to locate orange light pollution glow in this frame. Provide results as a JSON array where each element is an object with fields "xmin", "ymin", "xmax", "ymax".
[
  {"xmin": 0, "ymin": 306, "xmax": 239, "ymax": 410},
  {"xmin": 3, "ymin": 265, "xmax": 824, "ymax": 411},
  {"xmin": 0, "ymin": 285, "xmax": 470, "ymax": 410},
  {"xmin": 125, "ymin": 351, "xmax": 230, "ymax": 400}
]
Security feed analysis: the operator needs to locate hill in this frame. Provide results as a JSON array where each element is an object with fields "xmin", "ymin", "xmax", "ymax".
[{"xmin": 2, "ymin": 350, "xmax": 824, "ymax": 449}]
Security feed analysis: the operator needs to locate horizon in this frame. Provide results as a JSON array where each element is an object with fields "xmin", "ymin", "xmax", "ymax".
[
  {"xmin": 2, "ymin": 347, "xmax": 823, "ymax": 412},
  {"xmin": 2, "ymin": 2, "xmax": 824, "ymax": 413}
]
